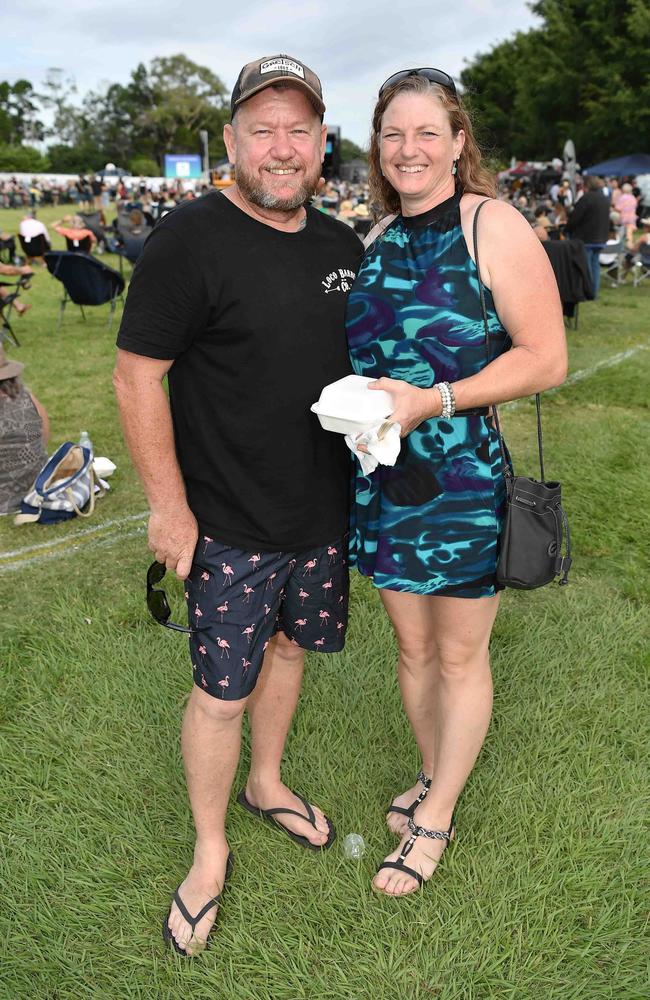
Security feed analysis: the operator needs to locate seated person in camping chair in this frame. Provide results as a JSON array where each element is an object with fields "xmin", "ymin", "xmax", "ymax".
[
  {"xmin": 52, "ymin": 215, "xmax": 97, "ymax": 252},
  {"xmin": 0, "ymin": 262, "xmax": 34, "ymax": 317}
]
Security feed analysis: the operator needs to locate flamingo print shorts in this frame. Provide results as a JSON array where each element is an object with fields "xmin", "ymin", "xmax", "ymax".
[{"xmin": 185, "ymin": 535, "xmax": 349, "ymax": 700}]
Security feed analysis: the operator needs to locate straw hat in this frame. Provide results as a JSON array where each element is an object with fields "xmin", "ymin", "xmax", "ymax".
[{"xmin": 0, "ymin": 344, "xmax": 24, "ymax": 380}]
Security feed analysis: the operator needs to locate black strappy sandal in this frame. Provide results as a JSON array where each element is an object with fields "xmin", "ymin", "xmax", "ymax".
[
  {"xmin": 374, "ymin": 815, "xmax": 455, "ymax": 891},
  {"xmin": 386, "ymin": 770, "xmax": 432, "ymax": 821},
  {"xmin": 162, "ymin": 852, "xmax": 234, "ymax": 956},
  {"xmin": 237, "ymin": 789, "xmax": 336, "ymax": 850}
]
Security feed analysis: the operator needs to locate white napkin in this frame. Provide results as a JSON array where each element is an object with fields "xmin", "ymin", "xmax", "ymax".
[{"xmin": 345, "ymin": 422, "xmax": 402, "ymax": 475}]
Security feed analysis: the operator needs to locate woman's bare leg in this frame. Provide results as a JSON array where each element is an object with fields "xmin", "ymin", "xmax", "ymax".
[
  {"xmin": 373, "ymin": 591, "xmax": 500, "ymax": 895},
  {"xmin": 379, "ymin": 589, "xmax": 439, "ymax": 834}
]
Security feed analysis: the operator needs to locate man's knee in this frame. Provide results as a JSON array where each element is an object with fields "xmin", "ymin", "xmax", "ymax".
[
  {"xmin": 271, "ymin": 630, "xmax": 305, "ymax": 665},
  {"xmin": 189, "ymin": 684, "xmax": 248, "ymax": 722}
]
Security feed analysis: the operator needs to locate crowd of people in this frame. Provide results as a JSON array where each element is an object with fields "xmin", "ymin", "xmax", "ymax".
[{"xmin": 0, "ymin": 174, "xmax": 200, "ymax": 211}]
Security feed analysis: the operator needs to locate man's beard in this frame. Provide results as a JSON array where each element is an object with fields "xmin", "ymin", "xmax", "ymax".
[{"xmin": 235, "ymin": 161, "xmax": 321, "ymax": 211}]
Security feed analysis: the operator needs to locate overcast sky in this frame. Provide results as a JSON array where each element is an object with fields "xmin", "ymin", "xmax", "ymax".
[{"xmin": 5, "ymin": 0, "xmax": 540, "ymax": 148}]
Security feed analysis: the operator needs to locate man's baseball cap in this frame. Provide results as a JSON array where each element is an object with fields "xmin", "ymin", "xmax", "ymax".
[{"xmin": 230, "ymin": 54, "xmax": 325, "ymax": 119}]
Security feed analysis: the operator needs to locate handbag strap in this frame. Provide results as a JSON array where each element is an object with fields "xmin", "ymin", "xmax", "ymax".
[
  {"xmin": 472, "ymin": 200, "xmax": 545, "ymax": 483},
  {"xmin": 65, "ymin": 467, "xmax": 104, "ymax": 518},
  {"xmin": 363, "ymin": 213, "xmax": 397, "ymax": 251}
]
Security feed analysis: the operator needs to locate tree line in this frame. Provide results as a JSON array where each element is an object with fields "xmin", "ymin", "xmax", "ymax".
[
  {"xmin": 460, "ymin": 0, "xmax": 649, "ymax": 165},
  {"xmin": 0, "ymin": 55, "xmax": 231, "ymax": 175},
  {"xmin": 1, "ymin": 1, "xmax": 647, "ymax": 175}
]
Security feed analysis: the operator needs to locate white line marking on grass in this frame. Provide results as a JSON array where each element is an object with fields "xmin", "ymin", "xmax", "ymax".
[
  {"xmin": 0, "ymin": 525, "xmax": 147, "ymax": 573},
  {"xmin": 503, "ymin": 345, "xmax": 648, "ymax": 411},
  {"xmin": 0, "ymin": 511, "xmax": 148, "ymax": 560}
]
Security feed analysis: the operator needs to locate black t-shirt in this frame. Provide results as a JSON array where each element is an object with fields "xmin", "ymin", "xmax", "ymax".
[{"xmin": 117, "ymin": 192, "xmax": 362, "ymax": 552}]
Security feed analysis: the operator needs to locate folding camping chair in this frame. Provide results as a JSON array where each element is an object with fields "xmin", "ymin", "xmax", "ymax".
[
  {"xmin": 18, "ymin": 232, "xmax": 51, "ymax": 264},
  {"xmin": 599, "ymin": 241, "xmax": 626, "ymax": 287},
  {"xmin": 0, "ymin": 234, "xmax": 16, "ymax": 264},
  {"xmin": 78, "ymin": 211, "xmax": 111, "ymax": 253},
  {"xmin": 64, "ymin": 234, "xmax": 93, "ymax": 254},
  {"xmin": 632, "ymin": 245, "xmax": 650, "ymax": 287},
  {"xmin": 44, "ymin": 251, "xmax": 125, "ymax": 330},
  {"xmin": 114, "ymin": 232, "xmax": 148, "ymax": 276},
  {"xmin": 0, "ymin": 273, "xmax": 31, "ymax": 347}
]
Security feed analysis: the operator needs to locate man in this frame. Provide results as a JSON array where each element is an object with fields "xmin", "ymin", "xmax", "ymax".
[
  {"xmin": 18, "ymin": 213, "xmax": 51, "ymax": 265},
  {"xmin": 565, "ymin": 175, "xmax": 610, "ymax": 298},
  {"xmin": 19, "ymin": 213, "xmax": 50, "ymax": 242},
  {"xmin": 114, "ymin": 54, "xmax": 361, "ymax": 956}
]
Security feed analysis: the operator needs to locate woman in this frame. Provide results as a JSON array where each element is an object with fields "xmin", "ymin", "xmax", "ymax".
[
  {"xmin": 0, "ymin": 345, "xmax": 49, "ymax": 514},
  {"xmin": 345, "ymin": 69, "xmax": 567, "ymax": 895},
  {"xmin": 617, "ymin": 183, "xmax": 638, "ymax": 247}
]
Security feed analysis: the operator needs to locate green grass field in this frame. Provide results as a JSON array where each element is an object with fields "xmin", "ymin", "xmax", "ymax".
[{"xmin": 1, "ymin": 203, "xmax": 648, "ymax": 999}]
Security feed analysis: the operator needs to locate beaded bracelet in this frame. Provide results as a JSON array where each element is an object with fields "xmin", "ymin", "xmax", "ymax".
[{"xmin": 434, "ymin": 381, "xmax": 456, "ymax": 419}]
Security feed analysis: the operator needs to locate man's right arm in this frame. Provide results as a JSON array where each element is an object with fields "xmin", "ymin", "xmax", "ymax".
[{"xmin": 113, "ymin": 348, "xmax": 198, "ymax": 578}]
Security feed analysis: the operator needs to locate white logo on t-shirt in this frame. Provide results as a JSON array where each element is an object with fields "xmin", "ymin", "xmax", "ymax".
[
  {"xmin": 260, "ymin": 58, "xmax": 305, "ymax": 79},
  {"xmin": 321, "ymin": 267, "xmax": 356, "ymax": 294}
]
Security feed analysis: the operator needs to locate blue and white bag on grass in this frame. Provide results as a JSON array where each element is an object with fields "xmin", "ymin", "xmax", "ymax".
[{"xmin": 14, "ymin": 441, "xmax": 105, "ymax": 525}]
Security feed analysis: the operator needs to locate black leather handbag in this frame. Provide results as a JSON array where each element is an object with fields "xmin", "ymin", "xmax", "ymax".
[{"xmin": 473, "ymin": 201, "xmax": 572, "ymax": 589}]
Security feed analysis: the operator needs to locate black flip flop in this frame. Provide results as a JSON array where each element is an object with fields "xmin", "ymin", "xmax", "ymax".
[
  {"xmin": 237, "ymin": 789, "xmax": 336, "ymax": 850},
  {"xmin": 162, "ymin": 852, "xmax": 234, "ymax": 957}
]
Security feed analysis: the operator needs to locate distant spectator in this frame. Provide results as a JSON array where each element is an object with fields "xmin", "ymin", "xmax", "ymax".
[
  {"xmin": 91, "ymin": 176, "xmax": 104, "ymax": 211},
  {"xmin": 608, "ymin": 178, "xmax": 622, "ymax": 207},
  {"xmin": 52, "ymin": 215, "xmax": 97, "ymax": 250},
  {"xmin": 532, "ymin": 225, "xmax": 549, "ymax": 242},
  {"xmin": 629, "ymin": 217, "xmax": 650, "ymax": 255},
  {"xmin": 534, "ymin": 205, "xmax": 553, "ymax": 231},
  {"xmin": 617, "ymin": 183, "xmax": 638, "ymax": 247},
  {"xmin": 565, "ymin": 175, "xmax": 610, "ymax": 298},
  {"xmin": 115, "ymin": 208, "xmax": 150, "ymax": 240},
  {"xmin": 558, "ymin": 179, "xmax": 573, "ymax": 209},
  {"xmin": 515, "ymin": 194, "xmax": 535, "ymax": 224},
  {"xmin": 19, "ymin": 213, "xmax": 49, "ymax": 242},
  {"xmin": 19, "ymin": 213, "xmax": 51, "ymax": 263},
  {"xmin": 0, "ymin": 345, "xmax": 49, "ymax": 515},
  {"xmin": 599, "ymin": 225, "xmax": 624, "ymax": 269},
  {"xmin": 75, "ymin": 175, "xmax": 93, "ymax": 211}
]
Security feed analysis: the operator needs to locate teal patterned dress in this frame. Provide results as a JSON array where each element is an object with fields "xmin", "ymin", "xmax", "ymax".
[{"xmin": 345, "ymin": 189, "xmax": 511, "ymax": 598}]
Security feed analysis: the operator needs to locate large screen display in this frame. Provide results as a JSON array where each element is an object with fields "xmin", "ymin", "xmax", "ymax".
[{"xmin": 164, "ymin": 154, "xmax": 202, "ymax": 179}]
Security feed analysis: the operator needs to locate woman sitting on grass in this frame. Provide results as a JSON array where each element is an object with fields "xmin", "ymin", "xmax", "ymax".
[{"xmin": 0, "ymin": 345, "xmax": 49, "ymax": 515}]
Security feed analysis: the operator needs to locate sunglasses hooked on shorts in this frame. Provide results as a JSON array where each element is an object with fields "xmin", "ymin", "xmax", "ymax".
[
  {"xmin": 146, "ymin": 561, "xmax": 193, "ymax": 634},
  {"xmin": 378, "ymin": 68, "xmax": 457, "ymax": 98}
]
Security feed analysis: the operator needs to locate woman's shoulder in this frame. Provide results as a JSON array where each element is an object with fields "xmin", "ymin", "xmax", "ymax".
[{"xmin": 459, "ymin": 193, "xmax": 535, "ymax": 241}]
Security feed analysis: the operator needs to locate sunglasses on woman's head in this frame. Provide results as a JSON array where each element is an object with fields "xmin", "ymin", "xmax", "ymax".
[
  {"xmin": 379, "ymin": 68, "xmax": 457, "ymax": 98},
  {"xmin": 146, "ymin": 560, "xmax": 193, "ymax": 633}
]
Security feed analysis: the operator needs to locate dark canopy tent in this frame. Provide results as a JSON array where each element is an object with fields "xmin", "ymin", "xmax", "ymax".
[{"xmin": 583, "ymin": 154, "xmax": 650, "ymax": 176}]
